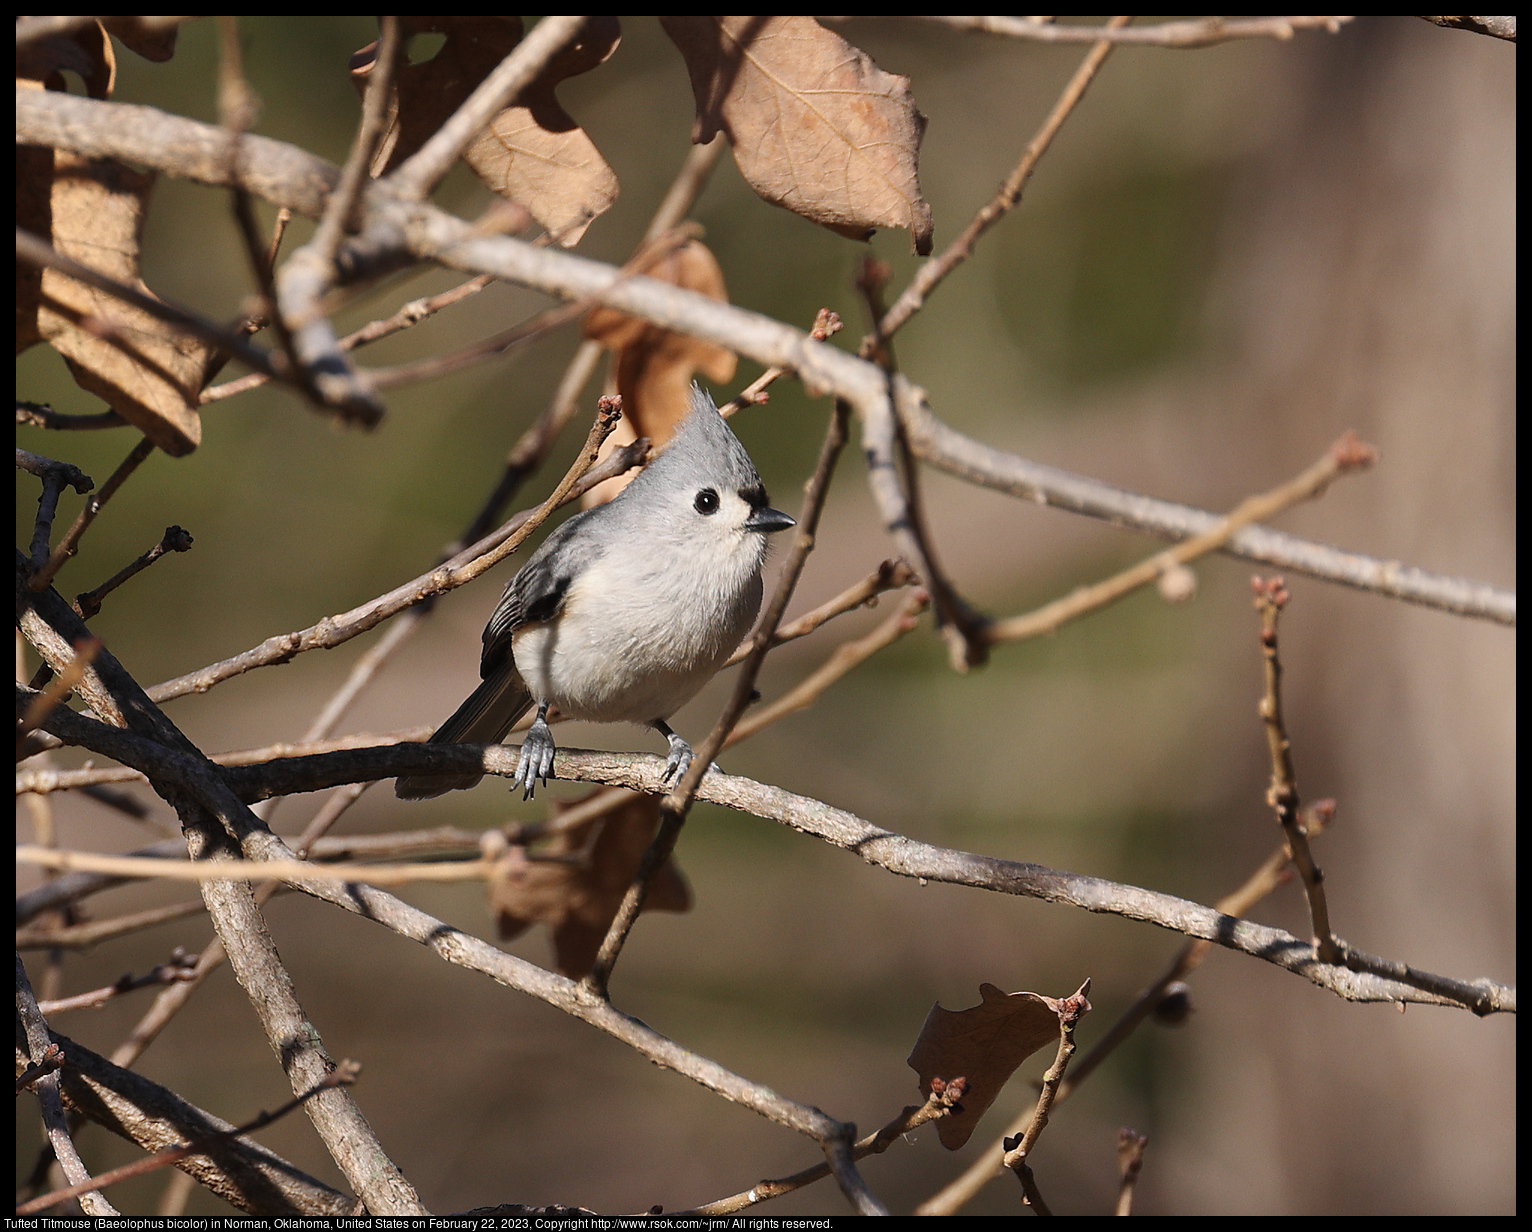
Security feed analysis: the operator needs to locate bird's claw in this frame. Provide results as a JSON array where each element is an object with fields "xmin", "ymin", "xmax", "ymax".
[
  {"xmin": 660, "ymin": 733, "xmax": 719, "ymax": 787},
  {"xmin": 514, "ymin": 717, "xmax": 556, "ymax": 799}
]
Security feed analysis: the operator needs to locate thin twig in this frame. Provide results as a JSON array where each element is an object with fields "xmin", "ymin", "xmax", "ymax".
[
  {"xmin": 16, "ymin": 638, "xmax": 99, "ymax": 748},
  {"xmin": 717, "ymin": 307, "xmax": 844, "ymax": 418},
  {"xmin": 19, "ymin": 1025, "xmax": 356, "ymax": 1215},
  {"xmin": 74, "ymin": 525, "xmax": 194, "ymax": 620},
  {"xmin": 1001, "ymin": 980, "xmax": 1091, "ymax": 1214},
  {"xmin": 16, "ymin": 1060, "xmax": 362, "ymax": 1216},
  {"xmin": 1253, "ymin": 576, "xmax": 1340, "ymax": 962},
  {"xmin": 18, "ymin": 448, "xmax": 95, "ymax": 576},
  {"xmin": 17, "ymin": 400, "xmax": 128, "ymax": 431},
  {"xmin": 18, "ymin": 899, "xmax": 214, "ymax": 951},
  {"xmin": 29, "ymin": 436, "xmax": 154, "ymax": 594},
  {"xmin": 269, "ymin": 16, "xmax": 401, "ymax": 420},
  {"xmin": 681, "ymin": 1079, "xmax": 968, "ymax": 1215},
  {"xmin": 986, "ymin": 433, "xmax": 1378, "ymax": 644},
  {"xmin": 722, "ymin": 557, "xmax": 919, "ymax": 666},
  {"xmin": 17, "ymin": 955, "xmax": 121, "ymax": 1215},
  {"xmin": 895, "ymin": 389, "xmax": 1513, "ymax": 624},
  {"xmin": 202, "ymin": 272, "xmax": 495, "ymax": 403},
  {"xmin": 857, "ymin": 257, "xmax": 988, "ymax": 672},
  {"xmin": 874, "ymin": 16, "xmax": 1133, "ymax": 344},
  {"xmin": 16, "ymin": 1042, "xmax": 65, "ymax": 1093},
  {"xmin": 1115, "ymin": 1130, "xmax": 1147, "ymax": 1216},
  {"xmin": 37, "ymin": 953, "xmax": 200, "ymax": 1015},
  {"xmin": 908, "ymin": 15, "xmax": 1352, "ymax": 47}
]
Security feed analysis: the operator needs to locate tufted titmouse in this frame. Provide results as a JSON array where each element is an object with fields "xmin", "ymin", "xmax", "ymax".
[{"xmin": 395, "ymin": 386, "xmax": 796, "ymax": 801}]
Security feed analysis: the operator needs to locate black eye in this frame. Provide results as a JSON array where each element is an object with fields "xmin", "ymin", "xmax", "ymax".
[{"xmin": 694, "ymin": 488, "xmax": 719, "ymax": 515}]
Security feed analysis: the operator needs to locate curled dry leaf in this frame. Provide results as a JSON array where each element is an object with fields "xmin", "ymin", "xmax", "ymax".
[
  {"xmin": 488, "ymin": 791, "xmax": 691, "ymax": 979},
  {"xmin": 99, "ymin": 16, "xmax": 181, "ymax": 63},
  {"xmin": 581, "ymin": 237, "xmax": 737, "ymax": 505},
  {"xmin": 661, "ymin": 16, "xmax": 934, "ymax": 254},
  {"xmin": 906, "ymin": 982, "xmax": 1069, "ymax": 1150},
  {"xmin": 17, "ymin": 21, "xmax": 206, "ymax": 455},
  {"xmin": 352, "ymin": 17, "xmax": 620, "ymax": 246}
]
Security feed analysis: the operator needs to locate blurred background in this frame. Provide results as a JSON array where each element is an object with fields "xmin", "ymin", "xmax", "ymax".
[{"xmin": 16, "ymin": 15, "xmax": 1515, "ymax": 1216}]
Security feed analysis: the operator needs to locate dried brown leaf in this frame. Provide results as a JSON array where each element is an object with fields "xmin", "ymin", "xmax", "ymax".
[
  {"xmin": 17, "ymin": 28, "xmax": 205, "ymax": 455},
  {"xmin": 100, "ymin": 16, "xmax": 180, "ymax": 63},
  {"xmin": 488, "ymin": 792, "xmax": 690, "ymax": 979},
  {"xmin": 352, "ymin": 17, "xmax": 620, "ymax": 245},
  {"xmin": 464, "ymin": 17, "xmax": 621, "ymax": 246},
  {"xmin": 581, "ymin": 237, "xmax": 737, "ymax": 505},
  {"xmin": 661, "ymin": 16, "xmax": 933, "ymax": 254},
  {"xmin": 16, "ymin": 20, "xmax": 116, "ymax": 99},
  {"xmin": 907, "ymin": 983, "xmax": 1065, "ymax": 1150}
]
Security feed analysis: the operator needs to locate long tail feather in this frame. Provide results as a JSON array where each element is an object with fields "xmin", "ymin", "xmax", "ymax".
[{"xmin": 394, "ymin": 663, "xmax": 533, "ymax": 799}]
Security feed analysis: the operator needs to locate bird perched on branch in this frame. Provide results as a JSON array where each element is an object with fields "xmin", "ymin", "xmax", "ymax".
[{"xmin": 396, "ymin": 385, "xmax": 796, "ymax": 801}]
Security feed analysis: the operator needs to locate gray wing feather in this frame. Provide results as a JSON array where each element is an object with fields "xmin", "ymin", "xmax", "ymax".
[
  {"xmin": 481, "ymin": 509, "xmax": 607, "ymax": 674},
  {"xmin": 397, "ymin": 509, "xmax": 608, "ymax": 800}
]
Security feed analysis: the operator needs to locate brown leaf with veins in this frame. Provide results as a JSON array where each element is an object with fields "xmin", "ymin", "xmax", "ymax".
[
  {"xmin": 907, "ymin": 983, "xmax": 1075, "ymax": 1149},
  {"xmin": 489, "ymin": 792, "xmax": 691, "ymax": 979},
  {"xmin": 464, "ymin": 17, "xmax": 621, "ymax": 247},
  {"xmin": 581, "ymin": 237, "xmax": 737, "ymax": 505},
  {"xmin": 17, "ymin": 21, "xmax": 206, "ymax": 455},
  {"xmin": 661, "ymin": 16, "xmax": 933, "ymax": 254},
  {"xmin": 351, "ymin": 17, "xmax": 620, "ymax": 245}
]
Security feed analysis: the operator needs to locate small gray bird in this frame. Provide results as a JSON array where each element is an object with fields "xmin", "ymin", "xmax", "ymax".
[{"xmin": 395, "ymin": 386, "xmax": 796, "ymax": 801}]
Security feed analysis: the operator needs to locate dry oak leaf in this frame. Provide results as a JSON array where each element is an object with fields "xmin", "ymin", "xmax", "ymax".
[
  {"xmin": 351, "ymin": 17, "xmax": 620, "ymax": 246},
  {"xmin": 17, "ymin": 24, "xmax": 206, "ymax": 455},
  {"xmin": 489, "ymin": 791, "xmax": 691, "ymax": 980},
  {"xmin": 908, "ymin": 982, "xmax": 1077, "ymax": 1150},
  {"xmin": 581, "ymin": 236, "xmax": 737, "ymax": 505},
  {"xmin": 661, "ymin": 16, "xmax": 933, "ymax": 254}
]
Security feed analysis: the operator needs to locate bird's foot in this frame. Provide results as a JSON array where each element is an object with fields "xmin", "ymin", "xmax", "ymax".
[
  {"xmin": 514, "ymin": 714, "xmax": 556, "ymax": 799},
  {"xmin": 659, "ymin": 730, "xmax": 719, "ymax": 787}
]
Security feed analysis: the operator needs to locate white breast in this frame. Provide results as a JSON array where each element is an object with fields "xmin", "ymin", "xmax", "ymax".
[{"xmin": 512, "ymin": 544, "xmax": 763, "ymax": 725}]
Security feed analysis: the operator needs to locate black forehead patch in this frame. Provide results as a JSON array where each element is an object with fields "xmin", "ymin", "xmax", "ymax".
[{"xmin": 739, "ymin": 483, "xmax": 768, "ymax": 509}]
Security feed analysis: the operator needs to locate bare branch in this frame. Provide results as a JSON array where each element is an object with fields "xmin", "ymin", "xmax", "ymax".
[
  {"xmin": 17, "ymin": 400, "xmax": 128, "ymax": 431},
  {"xmin": 74, "ymin": 525, "xmax": 193, "ymax": 620},
  {"xmin": 1001, "ymin": 981, "xmax": 1091, "ymax": 1213},
  {"xmin": 987, "ymin": 433, "xmax": 1377, "ymax": 644},
  {"xmin": 1115, "ymin": 1130, "xmax": 1148, "ymax": 1216},
  {"xmin": 18, "ymin": 447, "xmax": 94, "ymax": 575},
  {"xmin": 30, "ymin": 436, "xmax": 153, "ymax": 594},
  {"xmin": 17, "ymin": 955, "xmax": 121, "ymax": 1215},
  {"xmin": 906, "ymin": 15, "xmax": 1353, "ymax": 47},
  {"xmin": 898, "ymin": 391, "xmax": 1515, "ymax": 624},
  {"xmin": 874, "ymin": 17, "xmax": 1132, "ymax": 344},
  {"xmin": 36, "ymin": 953, "xmax": 199, "ymax": 1015},
  {"xmin": 30, "ymin": 699, "xmax": 1513, "ymax": 1016},
  {"xmin": 14, "ymin": 1026, "xmax": 357, "ymax": 1215},
  {"xmin": 1418, "ymin": 15, "xmax": 1515, "ymax": 40},
  {"xmin": 16, "ymin": 1060, "xmax": 361, "ymax": 1216},
  {"xmin": 1252, "ymin": 578, "xmax": 1340, "ymax": 962},
  {"xmin": 682, "ymin": 1081, "xmax": 967, "ymax": 1215},
  {"xmin": 16, "ymin": 91, "xmax": 1511, "ymax": 623}
]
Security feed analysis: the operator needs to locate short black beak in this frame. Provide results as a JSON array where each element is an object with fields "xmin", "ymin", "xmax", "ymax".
[{"xmin": 745, "ymin": 506, "xmax": 796, "ymax": 534}]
